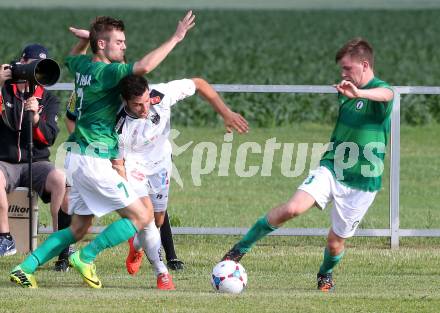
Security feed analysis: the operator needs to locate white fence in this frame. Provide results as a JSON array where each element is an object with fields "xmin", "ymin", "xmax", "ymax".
[{"xmin": 43, "ymin": 83, "xmax": 440, "ymax": 248}]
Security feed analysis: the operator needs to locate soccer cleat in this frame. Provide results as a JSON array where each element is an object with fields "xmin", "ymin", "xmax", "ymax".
[
  {"xmin": 54, "ymin": 258, "xmax": 70, "ymax": 272},
  {"xmin": 167, "ymin": 259, "xmax": 184, "ymax": 271},
  {"xmin": 0, "ymin": 236, "xmax": 17, "ymax": 257},
  {"xmin": 126, "ymin": 237, "xmax": 143, "ymax": 275},
  {"xmin": 54, "ymin": 245, "xmax": 75, "ymax": 272},
  {"xmin": 221, "ymin": 245, "xmax": 246, "ymax": 262},
  {"xmin": 10, "ymin": 266, "xmax": 38, "ymax": 288},
  {"xmin": 69, "ymin": 251, "xmax": 102, "ymax": 289},
  {"xmin": 157, "ymin": 272, "xmax": 176, "ymax": 290},
  {"xmin": 317, "ymin": 272, "xmax": 335, "ymax": 292}
]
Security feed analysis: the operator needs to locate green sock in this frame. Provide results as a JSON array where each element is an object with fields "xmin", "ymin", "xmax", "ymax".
[
  {"xmin": 80, "ymin": 218, "xmax": 137, "ymax": 264},
  {"xmin": 318, "ymin": 248, "xmax": 345, "ymax": 274},
  {"xmin": 21, "ymin": 228, "xmax": 76, "ymax": 274},
  {"xmin": 236, "ymin": 215, "xmax": 278, "ymax": 253}
]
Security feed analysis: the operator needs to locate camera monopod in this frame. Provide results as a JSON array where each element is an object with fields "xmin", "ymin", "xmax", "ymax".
[{"xmin": 16, "ymin": 59, "xmax": 60, "ymax": 251}]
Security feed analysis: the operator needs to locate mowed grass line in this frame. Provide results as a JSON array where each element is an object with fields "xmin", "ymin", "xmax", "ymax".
[{"xmin": 0, "ymin": 236, "xmax": 439, "ymax": 313}]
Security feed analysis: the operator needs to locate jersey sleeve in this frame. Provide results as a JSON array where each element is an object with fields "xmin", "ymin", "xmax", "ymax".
[
  {"xmin": 150, "ymin": 79, "xmax": 196, "ymax": 108},
  {"xmin": 64, "ymin": 55, "xmax": 88, "ymax": 75},
  {"xmin": 370, "ymin": 78, "xmax": 394, "ymax": 118},
  {"xmin": 100, "ymin": 63, "xmax": 134, "ymax": 89}
]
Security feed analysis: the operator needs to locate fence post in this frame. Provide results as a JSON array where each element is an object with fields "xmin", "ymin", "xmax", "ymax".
[{"xmin": 390, "ymin": 89, "xmax": 401, "ymax": 249}]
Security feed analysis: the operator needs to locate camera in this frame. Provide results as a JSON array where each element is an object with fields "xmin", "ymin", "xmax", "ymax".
[{"xmin": 8, "ymin": 58, "xmax": 60, "ymax": 87}]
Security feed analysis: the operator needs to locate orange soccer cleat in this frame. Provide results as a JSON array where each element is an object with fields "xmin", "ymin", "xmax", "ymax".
[
  {"xmin": 125, "ymin": 237, "xmax": 143, "ymax": 275},
  {"xmin": 157, "ymin": 272, "xmax": 176, "ymax": 290}
]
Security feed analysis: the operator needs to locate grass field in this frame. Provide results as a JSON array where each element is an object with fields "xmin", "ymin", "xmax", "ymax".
[
  {"xmin": 0, "ymin": 235, "xmax": 439, "ymax": 313},
  {"xmin": 22, "ymin": 122, "xmax": 438, "ymax": 312},
  {"xmin": 1, "ymin": 2, "xmax": 440, "ymax": 312}
]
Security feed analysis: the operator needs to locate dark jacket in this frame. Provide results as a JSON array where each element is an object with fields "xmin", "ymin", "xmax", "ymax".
[{"xmin": 0, "ymin": 83, "xmax": 59, "ymax": 163}]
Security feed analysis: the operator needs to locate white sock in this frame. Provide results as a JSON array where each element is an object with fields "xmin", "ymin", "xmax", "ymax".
[{"xmin": 137, "ymin": 221, "xmax": 168, "ymax": 276}]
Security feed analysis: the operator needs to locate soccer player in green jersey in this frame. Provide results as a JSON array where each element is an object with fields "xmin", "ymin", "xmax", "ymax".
[
  {"xmin": 10, "ymin": 11, "xmax": 195, "ymax": 289},
  {"xmin": 222, "ymin": 38, "xmax": 394, "ymax": 292}
]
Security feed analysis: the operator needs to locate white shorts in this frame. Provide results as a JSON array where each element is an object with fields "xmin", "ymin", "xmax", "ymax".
[
  {"xmin": 298, "ymin": 166, "xmax": 377, "ymax": 238},
  {"xmin": 126, "ymin": 164, "xmax": 170, "ymax": 213},
  {"xmin": 65, "ymin": 153, "xmax": 138, "ymax": 217}
]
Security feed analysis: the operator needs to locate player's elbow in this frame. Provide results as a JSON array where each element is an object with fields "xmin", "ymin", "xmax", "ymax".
[{"xmin": 133, "ymin": 62, "xmax": 152, "ymax": 75}]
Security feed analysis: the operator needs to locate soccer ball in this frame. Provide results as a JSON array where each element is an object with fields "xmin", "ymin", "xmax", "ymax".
[{"xmin": 211, "ymin": 260, "xmax": 247, "ymax": 294}]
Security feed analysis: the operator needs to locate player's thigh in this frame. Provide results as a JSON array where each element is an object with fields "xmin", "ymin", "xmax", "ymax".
[
  {"xmin": 118, "ymin": 197, "xmax": 152, "ymax": 229},
  {"xmin": 285, "ymin": 189, "xmax": 318, "ymax": 215},
  {"xmin": 331, "ymin": 186, "xmax": 376, "ymax": 238}
]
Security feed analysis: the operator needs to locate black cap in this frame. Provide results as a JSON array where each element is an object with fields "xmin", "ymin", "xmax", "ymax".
[{"xmin": 21, "ymin": 44, "xmax": 49, "ymax": 60}]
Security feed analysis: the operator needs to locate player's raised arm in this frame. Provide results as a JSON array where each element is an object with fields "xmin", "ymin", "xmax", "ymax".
[
  {"xmin": 132, "ymin": 10, "xmax": 196, "ymax": 75},
  {"xmin": 192, "ymin": 78, "xmax": 249, "ymax": 134},
  {"xmin": 68, "ymin": 27, "xmax": 90, "ymax": 55},
  {"xmin": 335, "ymin": 80, "xmax": 393, "ymax": 102}
]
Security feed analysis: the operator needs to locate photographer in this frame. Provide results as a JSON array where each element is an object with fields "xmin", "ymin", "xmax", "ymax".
[{"xmin": 0, "ymin": 44, "xmax": 67, "ymax": 260}]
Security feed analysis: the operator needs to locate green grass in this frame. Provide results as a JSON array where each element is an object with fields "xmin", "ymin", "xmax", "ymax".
[
  {"xmin": 1, "ymin": 236, "xmax": 439, "ymax": 313},
  {"xmin": 1, "ymin": 9, "xmax": 440, "ymax": 125},
  {"xmin": 2, "ymin": 0, "xmax": 440, "ymax": 10},
  {"xmin": 1, "ymin": 5, "xmax": 439, "ymax": 311}
]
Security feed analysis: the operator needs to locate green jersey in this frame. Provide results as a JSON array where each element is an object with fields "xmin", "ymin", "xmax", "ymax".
[
  {"xmin": 320, "ymin": 77, "xmax": 394, "ymax": 192},
  {"xmin": 64, "ymin": 55, "xmax": 133, "ymax": 159}
]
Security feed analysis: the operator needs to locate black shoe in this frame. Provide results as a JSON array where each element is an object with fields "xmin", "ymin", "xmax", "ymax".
[
  {"xmin": 167, "ymin": 259, "xmax": 184, "ymax": 271},
  {"xmin": 54, "ymin": 258, "xmax": 70, "ymax": 272},
  {"xmin": 54, "ymin": 245, "xmax": 75, "ymax": 272},
  {"xmin": 221, "ymin": 245, "xmax": 245, "ymax": 262},
  {"xmin": 317, "ymin": 272, "xmax": 335, "ymax": 292}
]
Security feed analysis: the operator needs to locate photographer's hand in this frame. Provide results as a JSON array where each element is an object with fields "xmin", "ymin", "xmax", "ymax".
[
  {"xmin": 24, "ymin": 96, "xmax": 40, "ymax": 126},
  {"xmin": 0, "ymin": 64, "xmax": 12, "ymax": 87}
]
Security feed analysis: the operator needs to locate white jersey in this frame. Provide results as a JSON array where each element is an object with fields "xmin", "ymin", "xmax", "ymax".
[{"xmin": 115, "ymin": 79, "xmax": 196, "ymax": 175}]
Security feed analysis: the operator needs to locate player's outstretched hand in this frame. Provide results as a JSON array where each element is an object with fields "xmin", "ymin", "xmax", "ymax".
[
  {"xmin": 173, "ymin": 10, "xmax": 196, "ymax": 43},
  {"xmin": 334, "ymin": 80, "xmax": 360, "ymax": 98},
  {"xmin": 69, "ymin": 27, "xmax": 90, "ymax": 40},
  {"xmin": 224, "ymin": 111, "xmax": 249, "ymax": 134}
]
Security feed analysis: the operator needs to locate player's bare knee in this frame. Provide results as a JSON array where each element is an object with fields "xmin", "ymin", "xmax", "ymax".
[
  {"xmin": 69, "ymin": 225, "xmax": 87, "ymax": 241},
  {"xmin": 130, "ymin": 210, "xmax": 153, "ymax": 230},
  {"xmin": 154, "ymin": 212, "xmax": 165, "ymax": 228},
  {"xmin": 327, "ymin": 235, "xmax": 345, "ymax": 255}
]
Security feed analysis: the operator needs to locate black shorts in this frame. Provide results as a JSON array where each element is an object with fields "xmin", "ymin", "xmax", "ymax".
[{"xmin": 0, "ymin": 161, "xmax": 55, "ymax": 203}]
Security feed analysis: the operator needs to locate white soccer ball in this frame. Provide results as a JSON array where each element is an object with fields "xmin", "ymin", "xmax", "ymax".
[{"xmin": 211, "ymin": 260, "xmax": 248, "ymax": 294}]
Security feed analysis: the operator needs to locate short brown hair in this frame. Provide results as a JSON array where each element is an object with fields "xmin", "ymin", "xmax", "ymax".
[
  {"xmin": 119, "ymin": 75, "xmax": 149, "ymax": 101},
  {"xmin": 335, "ymin": 37, "xmax": 374, "ymax": 68},
  {"xmin": 89, "ymin": 16, "xmax": 125, "ymax": 54}
]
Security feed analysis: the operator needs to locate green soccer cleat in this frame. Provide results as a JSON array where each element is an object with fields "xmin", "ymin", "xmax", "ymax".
[
  {"xmin": 69, "ymin": 251, "xmax": 102, "ymax": 289},
  {"xmin": 10, "ymin": 266, "xmax": 38, "ymax": 288}
]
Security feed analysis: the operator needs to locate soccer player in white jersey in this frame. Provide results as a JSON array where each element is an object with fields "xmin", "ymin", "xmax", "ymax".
[{"xmin": 113, "ymin": 75, "xmax": 248, "ymax": 276}]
